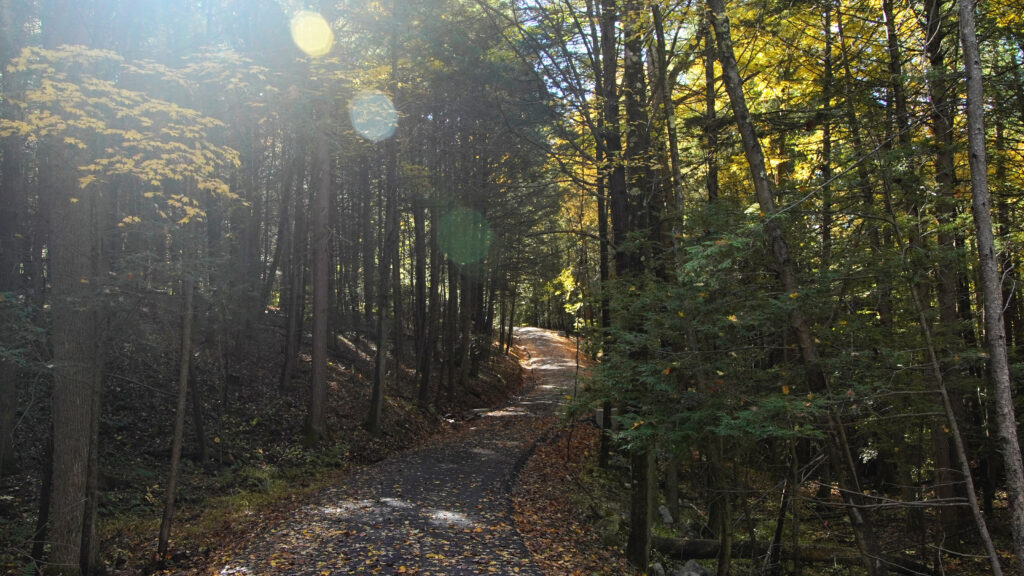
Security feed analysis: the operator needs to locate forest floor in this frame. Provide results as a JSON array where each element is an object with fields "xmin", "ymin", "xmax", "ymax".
[{"xmin": 176, "ymin": 326, "xmax": 627, "ymax": 576}]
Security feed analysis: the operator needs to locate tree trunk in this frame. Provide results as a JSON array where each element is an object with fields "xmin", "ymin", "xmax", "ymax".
[
  {"xmin": 369, "ymin": 152, "xmax": 395, "ymax": 434},
  {"xmin": 360, "ymin": 162, "xmax": 376, "ymax": 332},
  {"xmin": 413, "ymin": 198, "xmax": 427, "ymax": 380},
  {"xmin": 158, "ymin": 269, "xmax": 194, "ymax": 560},
  {"xmin": 819, "ymin": 8, "xmax": 833, "ymax": 268},
  {"xmin": 626, "ymin": 445, "xmax": 655, "ymax": 569},
  {"xmin": 704, "ymin": 20, "xmax": 719, "ymax": 203},
  {"xmin": 280, "ymin": 153, "xmax": 308, "ymax": 390},
  {"xmin": 0, "ymin": 114, "xmax": 25, "ymax": 477},
  {"xmin": 188, "ymin": 364, "xmax": 207, "ymax": 462},
  {"xmin": 959, "ymin": 0, "xmax": 1024, "ymax": 570},
  {"xmin": 417, "ymin": 204, "xmax": 440, "ymax": 407},
  {"xmin": 46, "ymin": 153, "xmax": 101, "ymax": 576},
  {"xmin": 306, "ymin": 116, "xmax": 331, "ymax": 446}
]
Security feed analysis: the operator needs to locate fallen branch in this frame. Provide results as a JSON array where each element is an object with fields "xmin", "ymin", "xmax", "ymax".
[{"xmin": 652, "ymin": 537, "xmax": 937, "ymax": 576}]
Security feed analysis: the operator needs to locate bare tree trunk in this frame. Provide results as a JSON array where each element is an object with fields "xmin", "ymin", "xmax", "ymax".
[
  {"xmin": 704, "ymin": 19, "xmax": 719, "ymax": 203},
  {"xmin": 959, "ymin": 0, "xmax": 1024, "ymax": 570},
  {"xmin": 46, "ymin": 151, "xmax": 101, "ymax": 576},
  {"xmin": 0, "ymin": 101, "xmax": 25, "ymax": 476},
  {"xmin": 820, "ymin": 8, "xmax": 833, "ymax": 267},
  {"xmin": 417, "ymin": 204, "xmax": 440, "ymax": 407},
  {"xmin": 709, "ymin": 439, "xmax": 733, "ymax": 576},
  {"xmin": 157, "ymin": 269, "xmax": 195, "ymax": 559},
  {"xmin": 280, "ymin": 153, "xmax": 308, "ymax": 389},
  {"xmin": 188, "ymin": 365, "xmax": 207, "ymax": 462},
  {"xmin": 626, "ymin": 445, "xmax": 655, "ymax": 569},
  {"xmin": 413, "ymin": 198, "xmax": 427, "ymax": 380},
  {"xmin": 360, "ymin": 162, "xmax": 375, "ymax": 331},
  {"xmin": 306, "ymin": 115, "xmax": 331, "ymax": 445},
  {"xmin": 366, "ymin": 181, "xmax": 385, "ymax": 432}
]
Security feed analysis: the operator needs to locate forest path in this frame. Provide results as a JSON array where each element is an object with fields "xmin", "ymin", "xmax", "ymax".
[{"xmin": 213, "ymin": 327, "xmax": 579, "ymax": 576}]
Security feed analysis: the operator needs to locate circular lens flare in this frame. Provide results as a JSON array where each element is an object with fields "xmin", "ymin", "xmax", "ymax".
[
  {"xmin": 290, "ymin": 11, "xmax": 334, "ymax": 57},
  {"xmin": 348, "ymin": 91, "xmax": 398, "ymax": 142}
]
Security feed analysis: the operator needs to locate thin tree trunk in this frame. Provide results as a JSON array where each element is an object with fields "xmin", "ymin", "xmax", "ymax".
[
  {"xmin": 360, "ymin": 162, "xmax": 375, "ymax": 332},
  {"xmin": 368, "ymin": 209, "xmax": 389, "ymax": 434},
  {"xmin": 704, "ymin": 19, "xmax": 719, "ymax": 203},
  {"xmin": 959, "ymin": 0, "xmax": 1024, "ymax": 570},
  {"xmin": 413, "ymin": 198, "xmax": 427, "ymax": 379},
  {"xmin": 417, "ymin": 204, "xmax": 440, "ymax": 407},
  {"xmin": 157, "ymin": 270, "xmax": 195, "ymax": 559},
  {"xmin": 306, "ymin": 115, "xmax": 331, "ymax": 445},
  {"xmin": 188, "ymin": 365, "xmax": 207, "ymax": 462},
  {"xmin": 280, "ymin": 154, "xmax": 308, "ymax": 389}
]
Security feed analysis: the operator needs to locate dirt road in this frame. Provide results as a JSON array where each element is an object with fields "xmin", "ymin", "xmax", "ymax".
[{"xmin": 211, "ymin": 327, "xmax": 580, "ymax": 576}]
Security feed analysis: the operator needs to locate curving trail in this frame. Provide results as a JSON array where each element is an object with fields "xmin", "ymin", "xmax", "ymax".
[{"xmin": 211, "ymin": 327, "xmax": 579, "ymax": 576}]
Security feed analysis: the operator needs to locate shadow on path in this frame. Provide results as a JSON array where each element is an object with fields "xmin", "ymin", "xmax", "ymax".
[{"xmin": 213, "ymin": 327, "xmax": 579, "ymax": 576}]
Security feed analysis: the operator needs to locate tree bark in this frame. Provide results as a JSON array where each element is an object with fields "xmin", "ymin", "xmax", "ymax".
[
  {"xmin": 704, "ymin": 19, "xmax": 719, "ymax": 203},
  {"xmin": 958, "ymin": 0, "xmax": 1024, "ymax": 571},
  {"xmin": 46, "ymin": 153, "xmax": 101, "ymax": 576},
  {"xmin": 626, "ymin": 445, "xmax": 655, "ymax": 569},
  {"xmin": 0, "ymin": 136, "xmax": 22, "ymax": 477}
]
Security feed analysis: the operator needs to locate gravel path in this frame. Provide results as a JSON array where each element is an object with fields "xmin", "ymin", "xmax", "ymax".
[{"xmin": 213, "ymin": 327, "xmax": 580, "ymax": 576}]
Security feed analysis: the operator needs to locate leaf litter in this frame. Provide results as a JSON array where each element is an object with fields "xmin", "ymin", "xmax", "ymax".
[{"xmin": 192, "ymin": 328, "xmax": 598, "ymax": 576}]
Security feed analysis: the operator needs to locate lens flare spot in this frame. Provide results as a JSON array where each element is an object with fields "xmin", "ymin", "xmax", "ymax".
[
  {"xmin": 348, "ymin": 91, "xmax": 398, "ymax": 142},
  {"xmin": 438, "ymin": 207, "xmax": 492, "ymax": 265},
  {"xmin": 290, "ymin": 11, "xmax": 334, "ymax": 57}
]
